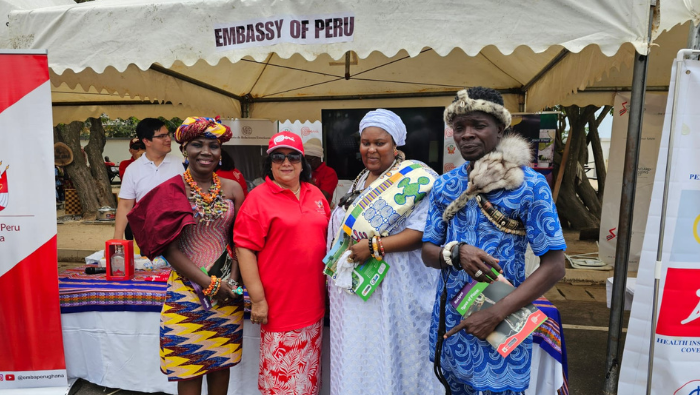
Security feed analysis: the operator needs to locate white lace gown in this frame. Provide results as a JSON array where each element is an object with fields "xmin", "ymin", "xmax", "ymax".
[{"xmin": 326, "ymin": 175, "xmax": 443, "ymax": 395}]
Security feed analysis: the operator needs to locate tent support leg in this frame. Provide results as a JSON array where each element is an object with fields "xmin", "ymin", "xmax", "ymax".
[
  {"xmin": 603, "ymin": 2, "xmax": 655, "ymax": 392},
  {"xmin": 601, "ymin": 40, "xmax": 651, "ymax": 395}
]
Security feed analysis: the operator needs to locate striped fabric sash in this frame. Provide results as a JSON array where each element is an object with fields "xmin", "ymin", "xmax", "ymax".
[{"xmin": 340, "ymin": 160, "xmax": 436, "ymax": 239}]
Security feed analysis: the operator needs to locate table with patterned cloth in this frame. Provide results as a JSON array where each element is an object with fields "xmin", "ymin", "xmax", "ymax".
[
  {"xmin": 57, "ymin": 266, "xmax": 565, "ymax": 395},
  {"xmin": 58, "ymin": 266, "xmax": 324, "ymax": 395}
]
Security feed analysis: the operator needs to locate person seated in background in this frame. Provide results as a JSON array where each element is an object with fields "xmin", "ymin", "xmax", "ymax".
[
  {"xmin": 304, "ymin": 138, "xmax": 338, "ymax": 204},
  {"xmin": 104, "ymin": 156, "xmax": 116, "ymax": 167},
  {"xmin": 118, "ymin": 137, "xmax": 146, "ymax": 180},
  {"xmin": 216, "ymin": 150, "xmax": 248, "ymax": 197}
]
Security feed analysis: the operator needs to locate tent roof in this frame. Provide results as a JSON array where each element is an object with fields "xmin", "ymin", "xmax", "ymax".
[
  {"xmin": 7, "ymin": 0, "xmax": 700, "ymax": 123},
  {"xmin": 9, "ymin": 0, "xmax": 659, "ymax": 73}
]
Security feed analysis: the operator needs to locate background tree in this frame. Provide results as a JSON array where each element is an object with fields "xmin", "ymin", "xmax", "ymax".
[
  {"xmin": 54, "ymin": 122, "xmax": 102, "ymax": 219},
  {"xmin": 552, "ymin": 105, "xmax": 612, "ymax": 230},
  {"xmin": 56, "ymin": 115, "xmax": 183, "ymax": 219},
  {"xmin": 84, "ymin": 117, "xmax": 117, "ymax": 208}
]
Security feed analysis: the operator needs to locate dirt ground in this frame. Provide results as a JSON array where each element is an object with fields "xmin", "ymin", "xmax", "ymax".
[
  {"xmin": 57, "ymin": 222, "xmax": 116, "ymax": 251},
  {"xmin": 562, "ymin": 229, "xmax": 598, "ymax": 255}
]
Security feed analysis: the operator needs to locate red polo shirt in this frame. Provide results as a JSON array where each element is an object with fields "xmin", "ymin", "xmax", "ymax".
[
  {"xmin": 234, "ymin": 177, "xmax": 330, "ymax": 332},
  {"xmin": 311, "ymin": 162, "xmax": 339, "ymax": 198},
  {"xmin": 118, "ymin": 158, "xmax": 135, "ymax": 179}
]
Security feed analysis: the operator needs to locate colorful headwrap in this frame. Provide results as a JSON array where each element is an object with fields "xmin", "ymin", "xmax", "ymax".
[
  {"xmin": 359, "ymin": 109, "xmax": 407, "ymax": 146},
  {"xmin": 175, "ymin": 116, "xmax": 232, "ymax": 147},
  {"xmin": 444, "ymin": 88, "xmax": 512, "ymax": 128}
]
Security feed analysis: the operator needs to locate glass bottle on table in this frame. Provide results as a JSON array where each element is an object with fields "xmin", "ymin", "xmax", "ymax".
[{"xmin": 111, "ymin": 245, "xmax": 125, "ymax": 276}]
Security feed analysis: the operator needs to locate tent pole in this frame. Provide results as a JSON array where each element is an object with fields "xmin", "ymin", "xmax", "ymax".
[{"xmin": 602, "ymin": 2, "xmax": 655, "ymax": 394}]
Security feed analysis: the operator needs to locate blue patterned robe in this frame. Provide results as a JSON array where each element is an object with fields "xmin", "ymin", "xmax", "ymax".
[{"xmin": 422, "ymin": 163, "xmax": 566, "ymax": 395}]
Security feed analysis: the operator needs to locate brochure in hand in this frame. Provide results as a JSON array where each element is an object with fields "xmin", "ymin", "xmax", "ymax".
[
  {"xmin": 323, "ymin": 234, "xmax": 390, "ymax": 301},
  {"xmin": 450, "ymin": 270, "xmax": 548, "ymax": 358}
]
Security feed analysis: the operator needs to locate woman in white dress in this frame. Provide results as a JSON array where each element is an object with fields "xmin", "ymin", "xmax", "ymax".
[{"xmin": 325, "ymin": 109, "xmax": 442, "ymax": 395}]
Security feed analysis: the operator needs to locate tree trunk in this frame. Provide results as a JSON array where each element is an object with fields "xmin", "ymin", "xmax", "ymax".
[
  {"xmin": 55, "ymin": 121, "xmax": 100, "ymax": 219},
  {"xmin": 555, "ymin": 105, "xmax": 601, "ymax": 229},
  {"xmin": 587, "ymin": 105, "xmax": 611, "ymax": 200},
  {"xmin": 84, "ymin": 118, "xmax": 116, "ymax": 207}
]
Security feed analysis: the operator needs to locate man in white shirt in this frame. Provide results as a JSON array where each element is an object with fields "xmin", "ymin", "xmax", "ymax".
[{"xmin": 113, "ymin": 118, "xmax": 184, "ymax": 240}]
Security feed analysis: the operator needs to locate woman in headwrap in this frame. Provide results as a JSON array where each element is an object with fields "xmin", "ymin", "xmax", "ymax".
[
  {"xmin": 128, "ymin": 116, "xmax": 246, "ymax": 395},
  {"xmin": 234, "ymin": 131, "xmax": 330, "ymax": 395},
  {"xmin": 323, "ymin": 109, "xmax": 443, "ymax": 394}
]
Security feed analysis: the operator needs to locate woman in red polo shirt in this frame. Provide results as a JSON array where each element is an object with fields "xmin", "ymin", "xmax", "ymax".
[{"xmin": 234, "ymin": 131, "xmax": 330, "ymax": 395}]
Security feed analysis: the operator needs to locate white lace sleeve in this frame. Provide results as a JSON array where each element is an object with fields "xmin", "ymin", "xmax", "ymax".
[{"xmin": 405, "ymin": 196, "xmax": 430, "ymax": 232}]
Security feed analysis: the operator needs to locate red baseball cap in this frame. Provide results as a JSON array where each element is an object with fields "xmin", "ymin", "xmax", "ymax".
[
  {"xmin": 129, "ymin": 137, "xmax": 145, "ymax": 150},
  {"xmin": 267, "ymin": 131, "xmax": 304, "ymax": 155}
]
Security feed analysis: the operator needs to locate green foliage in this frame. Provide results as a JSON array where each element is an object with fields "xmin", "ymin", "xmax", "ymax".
[
  {"xmin": 160, "ymin": 117, "xmax": 184, "ymax": 133},
  {"xmin": 100, "ymin": 115, "xmax": 140, "ymax": 138},
  {"xmin": 79, "ymin": 115, "xmax": 184, "ymax": 138}
]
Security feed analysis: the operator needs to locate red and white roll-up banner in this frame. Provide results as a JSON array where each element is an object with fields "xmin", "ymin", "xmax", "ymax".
[
  {"xmin": 0, "ymin": 51, "xmax": 67, "ymax": 390},
  {"xmin": 619, "ymin": 57, "xmax": 700, "ymax": 394}
]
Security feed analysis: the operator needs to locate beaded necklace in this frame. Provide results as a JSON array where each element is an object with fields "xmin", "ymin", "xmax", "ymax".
[
  {"xmin": 184, "ymin": 169, "xmax": 228, "ymax": 223},
  {"xmin": 338, "ymin": 159, "xmax": 400, "ymax": 209}
]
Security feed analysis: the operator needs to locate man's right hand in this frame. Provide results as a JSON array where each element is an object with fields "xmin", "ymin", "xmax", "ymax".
[
  {"xmin": 113, "ymin": 198, "xmax": 135, "ymax": 240},
  {"xmin": 456, "ymin": 244, "xmax": 502, "ymax": 282}
]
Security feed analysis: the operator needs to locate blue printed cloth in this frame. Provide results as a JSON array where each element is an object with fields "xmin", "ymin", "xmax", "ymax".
[{"xmin": 423, "ymin": 163, "xmax": 566, "ymax": 394}]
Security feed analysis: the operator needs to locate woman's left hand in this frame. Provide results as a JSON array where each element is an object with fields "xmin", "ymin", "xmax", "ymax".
[
  {"xmin": 444, "ymin": 307, "xmax": 504, "ymax": 340},
  {"xmin": 213, "ymin": 280, "xmax": 241, "ymax": 304},
  {"xmin": 348, "ymin": 239, "xmax": 372, "ymax": 263}
]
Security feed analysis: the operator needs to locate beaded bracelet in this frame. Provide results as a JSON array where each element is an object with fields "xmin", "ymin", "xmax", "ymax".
[
  {"xmin": 377, "ymin": 237, "xmax": 385, "ymax": 257},
  {"xmin": 372, "ymin": 236, "xmax": 383, "ymax": 260},
  {"xmin": 368, "ymin": 237, "xmax": 375, "ymax": 256},
  {"xmin": 203, "ymin": 275, "xmax": 217, "ymax": 296},
  {"xmin": 210, "ymin": 278, "xmax": 221, "ymax": 296}
]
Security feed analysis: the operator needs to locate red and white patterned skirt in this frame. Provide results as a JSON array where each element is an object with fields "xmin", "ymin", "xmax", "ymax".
[{"xmin": 259, "ymin": 319, "xmax": 323, "ymax": 395}]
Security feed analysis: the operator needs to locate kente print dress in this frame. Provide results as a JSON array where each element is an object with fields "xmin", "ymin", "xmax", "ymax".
[{"xmin": 159, "ymin": 199, "xmax": 244, "ymax": 381}]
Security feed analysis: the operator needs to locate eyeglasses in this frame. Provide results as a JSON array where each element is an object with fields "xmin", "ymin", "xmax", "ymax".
[
  {"xmin": 270, "ymin": 152, "xmax": 302, "ymax": 164},
  {"xmin": 151, "ymin": 132, "xmax": 172, "ymax": 140}
]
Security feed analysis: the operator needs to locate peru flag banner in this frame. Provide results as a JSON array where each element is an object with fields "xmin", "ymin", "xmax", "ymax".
[
  {"xmin": 0, "ymin": 52, "xmax": 67, "ymax": 390},
  {"xmin": 619, "ymin": 58, "xmax": 700, "ymax": 394}
]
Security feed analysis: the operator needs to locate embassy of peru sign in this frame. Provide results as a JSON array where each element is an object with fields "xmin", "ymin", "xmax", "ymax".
[{"xmin": 214, "ymin": 12, "xmax": 354, "ymax": 50}]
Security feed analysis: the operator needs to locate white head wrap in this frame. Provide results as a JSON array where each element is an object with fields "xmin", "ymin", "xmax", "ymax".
[{"xmin": 359, "ymin": 109, "xmax": 406, "ymax": 146}]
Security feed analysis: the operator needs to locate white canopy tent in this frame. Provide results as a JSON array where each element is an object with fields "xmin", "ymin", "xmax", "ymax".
[
  {"xmin": 6, "ymin": 0, "xmax": 700, "ymax": 124},
  {"xmin": 6, "ymin": 0, "xmax": 700, "ymax": 393}
]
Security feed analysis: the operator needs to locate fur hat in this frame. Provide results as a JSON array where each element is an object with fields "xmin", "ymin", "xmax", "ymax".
[
  {"xmin": 442, "ymin": 134, "xmax": 531, "ymax": 222},
  {"xmin": 444, "ymin": 88, "xmax": 512, "ymax": 128}
]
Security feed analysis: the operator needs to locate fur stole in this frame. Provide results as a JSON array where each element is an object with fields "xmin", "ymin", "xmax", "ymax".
[{"xmin": 442, "ymin": 134, "xmax": 532, "ymax": 222}]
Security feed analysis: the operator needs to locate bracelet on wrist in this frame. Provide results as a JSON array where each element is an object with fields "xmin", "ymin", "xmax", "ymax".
[
  {"xmin": 451, "ymin": 242, "xmax": 467, "ymax": 269},
  {"xmin": 211, "ymin": 278, "xmax": 222, "ymax": 296},
  {"xmin": 442, "ymin": 241, "xmax": 459, "ymax": 267},
  {"xmin": 203, "ymin": 275, "xmax": 217, "ymax": 296},
  {"xmin": 372, "ymin": 236, "xmax": 383, "ymax": 260}
]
